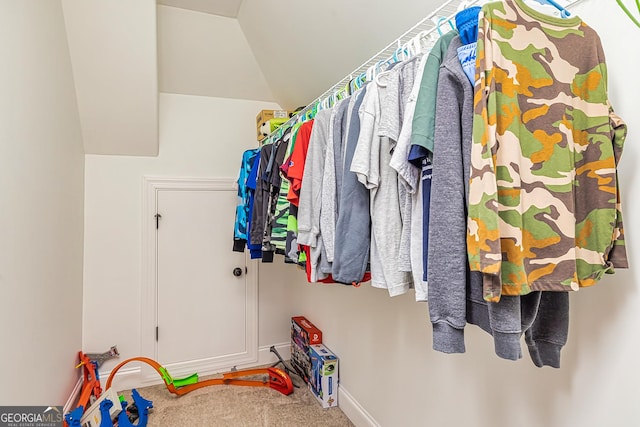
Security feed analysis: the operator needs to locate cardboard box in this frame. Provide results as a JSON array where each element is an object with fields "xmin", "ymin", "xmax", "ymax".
[
  {"xmin": 309, "ymin": 344, "xmax": 339, "ymax": 408},
  {"xmin": 256, "ymin": 109, "xmax": 291, "ymax": 140},
  {"xmin": 291, "ymin": 316, "xmax": 322, "ymax": 383}
]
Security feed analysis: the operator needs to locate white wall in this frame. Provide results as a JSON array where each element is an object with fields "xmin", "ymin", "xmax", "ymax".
[
  {"xmin": 286, "ymin": 2, "xmax": 640, "ymax": 426},
  {"xmin": 0, "ymin": 1, "xmax": 84, "ymax": 405},
  {"xmin": 83, "ymin": 93, "xmax": 289, "ymax": 375}
]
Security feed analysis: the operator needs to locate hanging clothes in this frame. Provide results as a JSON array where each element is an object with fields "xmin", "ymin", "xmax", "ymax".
[
  {"xmin": 389, "ymin": 53, "xmax": 429, "ymax": 300},
  {"xmin": 332, "ymin": 86, "xmax": 372, "ymax": 285},
  {"xmin": 249, "ymin": 133, "xmax": 289, "ymax": 262},
  {"xmin": 233, "ymin": 148, "xmax": 260, "ymax": 252},
  {"xmin": 428, "ymin": 34, "xmax": 479, "ymax": 354},
  {"xmin": 455, "ymin": 5, "xmax": 481, "ymax": 84},
  {"xmin": 246, "ymin": 149, "xmax": 263, "ymax": 259},
  {"xmin": 285, "ymin": 120, "xmax": 315, "ymax": 265},
  {"xmin": 408, "ymin": 29, "xmax": 458, "ymax": 282},
  {"xmin": 319, "ymin": 99, "xmax": 350, "ymax": 268},
  {"xmin": 427, "ymin": 33, "xmax": 569, "ymax": 366},
  {"xmin": 269, "ymin": 130, "xmax": 294, "ymax": 259},
  {"xmin": 467, "ymin": 0, "xmax": 628, "ymax": 302},
  {"xmin": 279, "ymin": 122, "xmax": 303, "ymax": 263},
  {"xmin": 297, "ymin": 108, "xmax": 334, "ymax": 282},
  {"xmin": 351, "ymin": 74, "xmax": 412, "ymax": 297},
  {"xmin": 286, "ymin": 120, "xmax": 315, "ymax": 206},
  {"xmin": 379, "ymin": 55, "xmax": 423, "ymax": 277},
  {"xmin": 229, "ymin": 0, "xmax": 627, "ymax": 369}
]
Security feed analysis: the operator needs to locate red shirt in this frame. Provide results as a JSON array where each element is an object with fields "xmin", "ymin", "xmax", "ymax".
[
  {"xmin": 286, "ymin": 120, "xmax": 314, "ymax": 206},
  {"xmin": 301, "ymin": 245, "xmax": 371, "ymax": 285}
]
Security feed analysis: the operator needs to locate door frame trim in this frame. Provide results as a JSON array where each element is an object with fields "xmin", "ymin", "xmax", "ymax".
[{"xmin": 141, "ymin": 176, "xmax": 258, "ymax": 381}]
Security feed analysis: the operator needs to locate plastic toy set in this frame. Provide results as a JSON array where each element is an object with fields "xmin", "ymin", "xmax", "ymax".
[
  {"xmin": 63, "ymin": 346, "xmax": 293, "ymax": 426},
  {"xmin": 64, "ymin": 317, "xmax": 334, "ymax": 424}
]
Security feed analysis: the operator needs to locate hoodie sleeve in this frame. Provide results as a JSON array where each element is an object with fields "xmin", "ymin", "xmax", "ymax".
[
  {"xmin": 428, "ymin": 48, "xmax": 467, "ymax": 354},
  {"xmin": 466, "ymin": 9, "xmax": 503, "ymax": 302},
  {"xmin": 524, "ymin": 291, "xmax": 569, "ymax": 368}
]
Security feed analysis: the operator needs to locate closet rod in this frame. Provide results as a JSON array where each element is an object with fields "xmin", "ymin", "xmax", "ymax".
[{"xmin": 261, "ymin": 0, "xmax": 584, "ymax": 144}]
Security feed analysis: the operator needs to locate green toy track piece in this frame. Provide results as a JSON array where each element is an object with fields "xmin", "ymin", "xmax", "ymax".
[
  {"xmin": 157, "ymin": 365, "xmax": 198, "ymax": 388},
  {"xmin": 158, "ymin": 366, "xmax": 173, "ymax": 385},
  {"xmin": 172, "ymin": 373, "xmax": 199, "ymax": 388}
]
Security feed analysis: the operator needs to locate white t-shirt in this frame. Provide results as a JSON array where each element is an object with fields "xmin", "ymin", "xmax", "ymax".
[{"xmin": 389, "ymin": 54, "xmax": 429, "ymax": 300}]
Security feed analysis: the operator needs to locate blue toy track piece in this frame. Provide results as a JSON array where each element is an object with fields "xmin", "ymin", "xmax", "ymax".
[
  {"xmin": 99, "ymin": 398, "xmax": 114, "ymax": 427},
  {"xmin": 64, "ymin": 406, "xmax": 84, "ymax": 427},
  {"xmin": 117, "ymin": 389, "xmax": 153, "ymax": 427}
]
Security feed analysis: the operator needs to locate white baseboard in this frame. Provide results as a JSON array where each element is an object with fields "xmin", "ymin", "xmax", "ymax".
[
  {"xmin": 98, "ymin": 366, "xmax": 143, "ymax": 392},
  {"xmin": 253, "ymin": 342, "xmax": 291, "ymax": 367},
  {"xmin": 338, "ymin": 386, "xmax": 380, "ymax": 427},
  {"xmin": 64, "ymin": 377, "xmax": 83, "ymax": 415}
]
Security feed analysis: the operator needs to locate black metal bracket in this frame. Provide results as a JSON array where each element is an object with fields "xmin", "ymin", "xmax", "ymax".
[{"xmin": 269, "ymin": 345, "xmax": 304, "ymax": 388}]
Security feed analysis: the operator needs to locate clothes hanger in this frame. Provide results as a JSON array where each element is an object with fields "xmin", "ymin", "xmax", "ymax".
[
  {"xmin": 320, "ymin": 96, "xmax": 330, "ymax": 110},
  {"xmin": 366, "ymin": 64, "xmax": 376, "ymax": 82},
  {"xmin": 305, "ymin": 104, "xmax": 316, "ymax": 121},
  {"xmin": 393, "ymin": 44, "xmax": 410, "ymax": 62},
  {"xmin": 364, "ymin": 59, "xmax": 386, "ymax": 89},
  {"xmin": 376, "ymin": 55, "xmax": 399, "ymax": 88},
  {"xmin": 403, "ymin": 39, "xmax": 417, "ymax": 59},
  {"xmin": 355, "ymin": 72, "xmax": 367, "ymax": 89},
  {"xmin": 527, "ymin": 0, "xmax": 571, "ymax": 18},
  {"xmin": 409, "ymin": 30, "xmax": 432, "ymax": 55},
  {"xmin": 435, "ymin": 16, "xmax": 456, "ymax": 36},
  {"xmin": 349, "ymin": 76, "xmax": 358, "ymax": 95},
  {"xmin": 358, "ymin": 72, "xmax": 366, "ymax": 88}
]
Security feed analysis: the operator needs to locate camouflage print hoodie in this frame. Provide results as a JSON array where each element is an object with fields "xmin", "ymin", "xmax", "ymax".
[{"xmin": 467, "ymin": 0, "xmax": 628, "ymax": 302}]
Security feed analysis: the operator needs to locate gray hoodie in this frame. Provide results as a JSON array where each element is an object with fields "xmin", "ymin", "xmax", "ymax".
[
  {"xmin": 427, "ymin": 35, "xmax": 568, "ymax": 367},
  {"xmin": 332, "ymin": 87, "xmax": 371, "ymax": 284}
]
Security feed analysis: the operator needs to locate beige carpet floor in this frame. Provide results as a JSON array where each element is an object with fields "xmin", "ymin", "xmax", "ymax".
[{"xmin": 121, "ymin": 371, "xmax": 354, "ymax": 427}]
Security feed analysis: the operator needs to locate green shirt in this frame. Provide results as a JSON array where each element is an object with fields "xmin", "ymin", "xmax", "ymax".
[{"xmin": 410, "ymin": 29, "xmax": 458, "ymax": 155}]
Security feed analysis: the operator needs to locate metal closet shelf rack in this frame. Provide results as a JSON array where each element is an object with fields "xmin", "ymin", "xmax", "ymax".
[{"xmin": 260, "ymin": 0, "xmax": 584, "ymax": 145}]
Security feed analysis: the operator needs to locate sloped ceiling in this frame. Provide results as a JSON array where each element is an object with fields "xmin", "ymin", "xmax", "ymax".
[
  {"xmin": 157, "ymin": 0, "xmax": 243, "ymax": 17},
  {"xmin": 160, "ymin": 0, "xmax": 445, "ymax": 108},
  {"xmin": 237, "ymin": 0, "xmax": 443, "ymax": 109},
  {"xmin": 158, "ymin": 5, "xmax": 274, "ymax": 102},
  {"xmin": 61, "ymin": 0, "xmax": 448, "ymax": 155}
]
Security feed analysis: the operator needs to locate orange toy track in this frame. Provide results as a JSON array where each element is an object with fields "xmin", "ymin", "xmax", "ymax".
[
  {"xmin": 76, "ymin": 352, "xmax": 102, "ymax": 414},
  {"xmin": 105, "ymin": 357, "xmax": 294, "ymax": 396}
]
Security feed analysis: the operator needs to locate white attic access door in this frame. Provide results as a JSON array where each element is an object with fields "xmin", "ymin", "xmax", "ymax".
[{"xmin": 141, "ymin": 176, "xmax": 258, "ymax": 382}]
